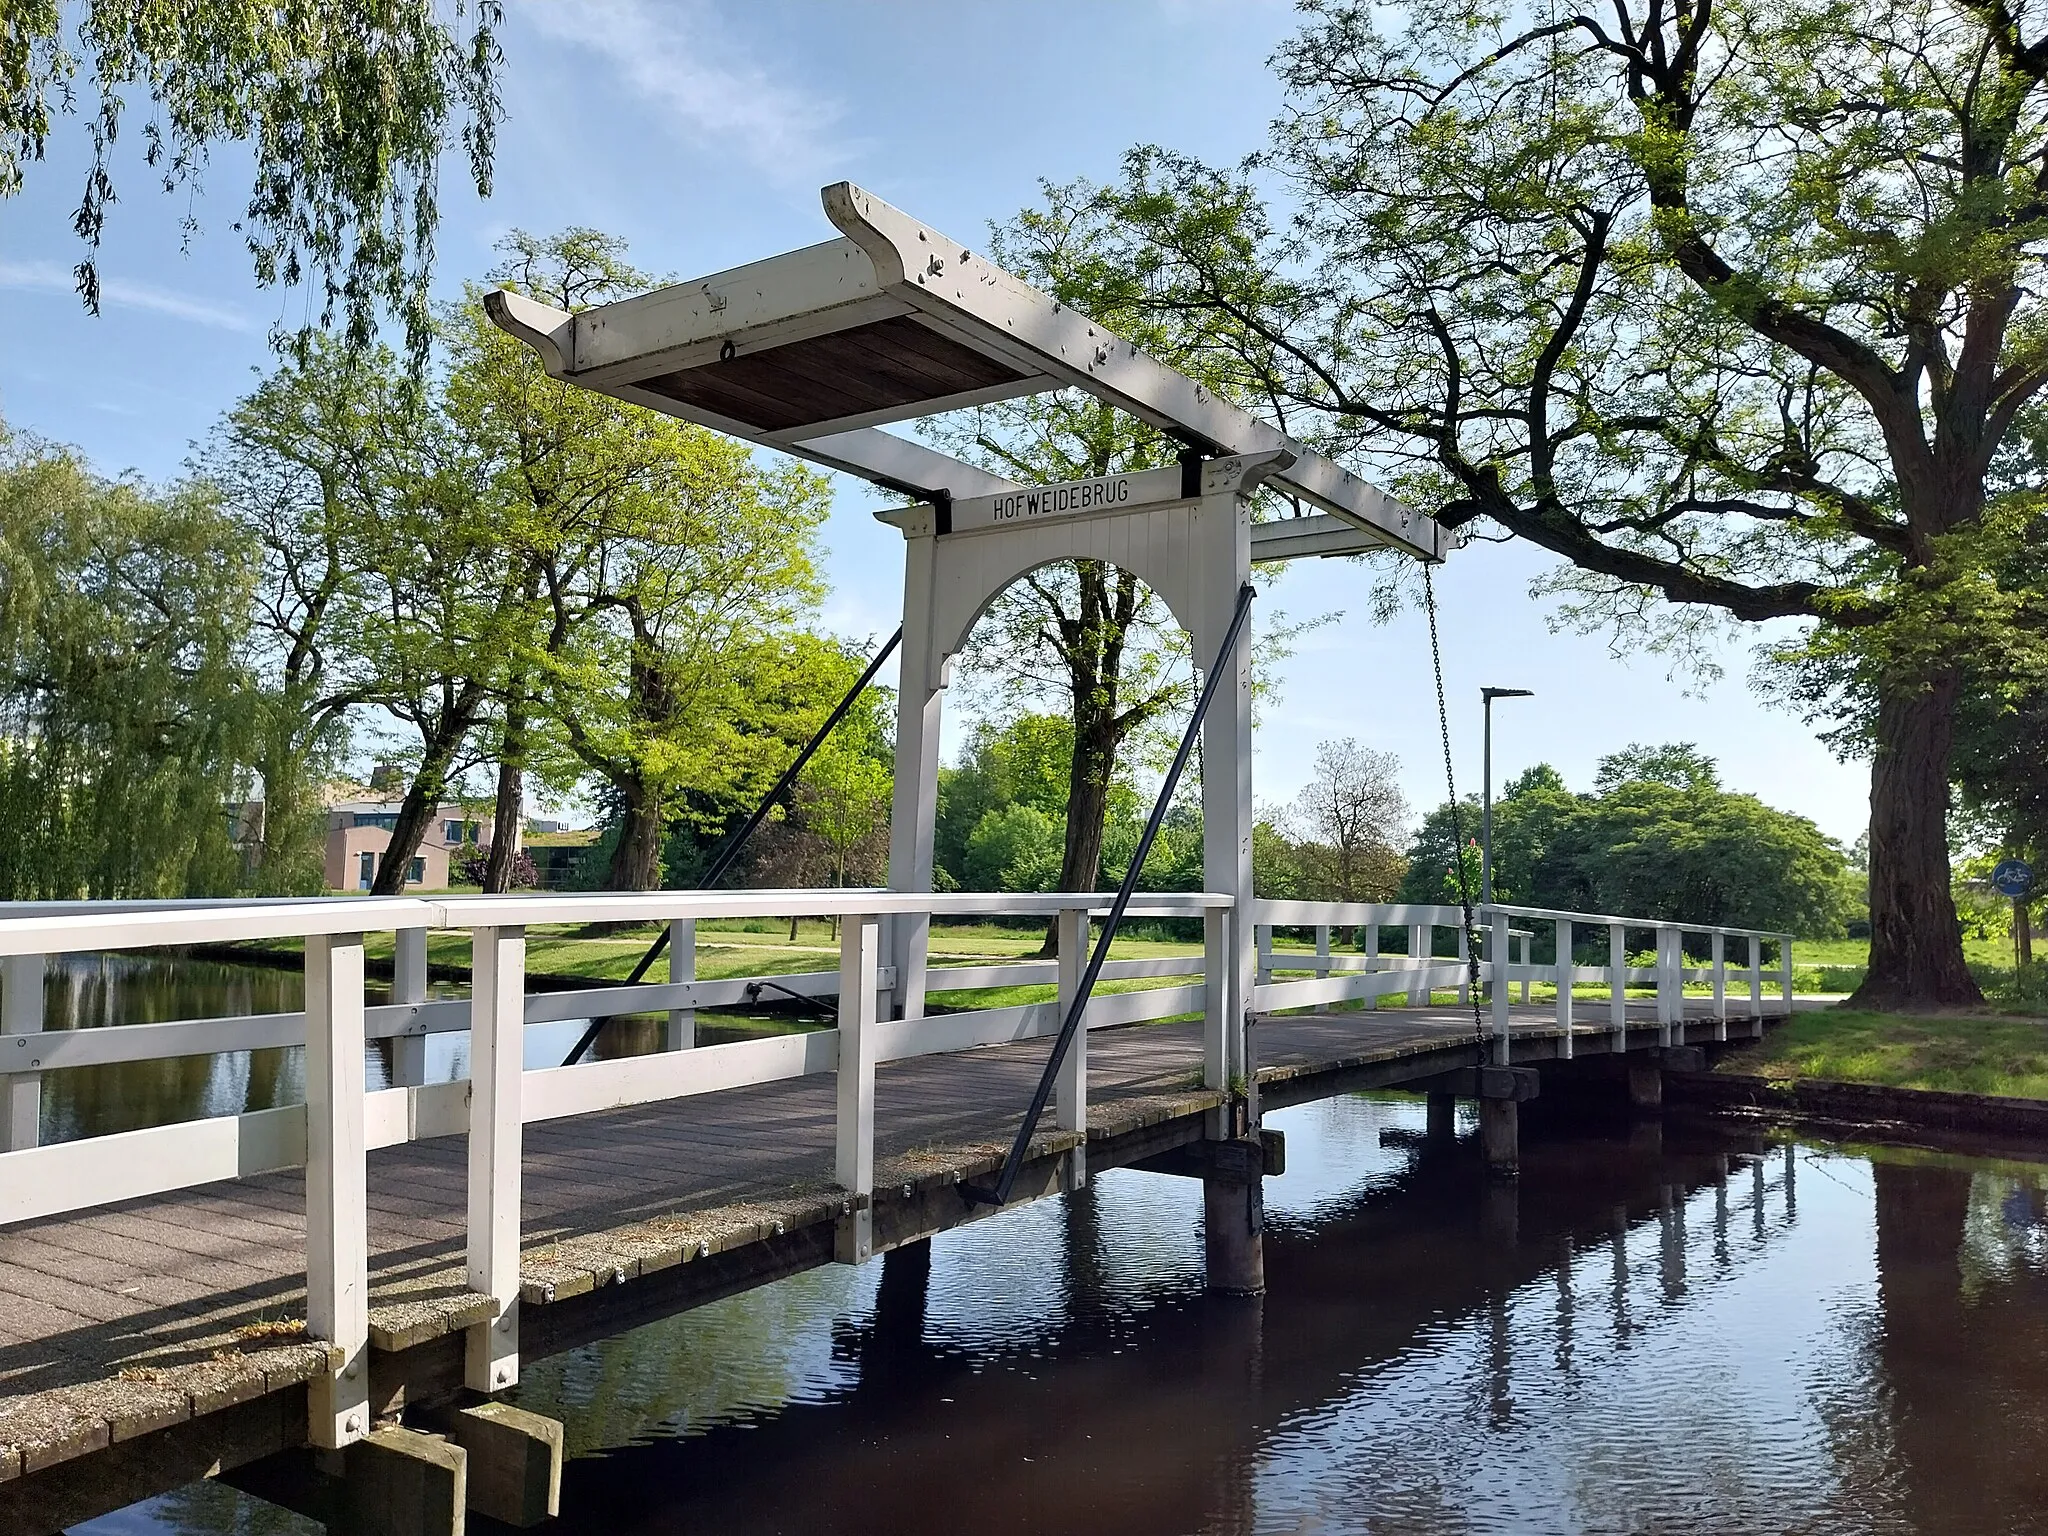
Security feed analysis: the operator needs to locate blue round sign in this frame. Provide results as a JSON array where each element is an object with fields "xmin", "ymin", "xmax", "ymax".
[{"xmin": 1992, "ymin": 858, "xmax": 2035, "ymax": 898}]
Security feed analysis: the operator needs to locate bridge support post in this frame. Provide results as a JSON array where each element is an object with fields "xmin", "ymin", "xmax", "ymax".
[
  {"xmin": 1479, "ymin": 1098, "xmax": 1518, "ymax": 1177},
  {"xmin": 1628, "ymin": 1063, "xmax": 1664, "ymax": 1109},
  {"xmin": 666, "ymin": 918, "xmax": 695, "ymax": 1050},
  {"xmin": 1203, "ymin": 1173, "xmax": 1265, "ymax": 1296},
  {"xmin": 1425, "ymin": 1091, "xmax": 1457, "ymax": 1143},
  {"xmin": 421, "ymin": 1402, "xmax": 562, "ymax": 1527}
]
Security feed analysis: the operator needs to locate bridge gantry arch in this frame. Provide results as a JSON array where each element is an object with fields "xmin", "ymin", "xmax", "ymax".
[{"xmin": 878, "ymin": 453, "xmax": 1288, "ymax": 1028}]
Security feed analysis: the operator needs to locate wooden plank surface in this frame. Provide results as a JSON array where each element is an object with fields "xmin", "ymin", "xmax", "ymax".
[{"xmin": 0, "ymin": 998, "xmax": 1744, "ymax": 1421}]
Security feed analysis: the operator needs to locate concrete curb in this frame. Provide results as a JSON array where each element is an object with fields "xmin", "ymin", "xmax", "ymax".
[{"xmin": 1669, "ymin": 1070, "xmax": 2048, "ymax": 1143}]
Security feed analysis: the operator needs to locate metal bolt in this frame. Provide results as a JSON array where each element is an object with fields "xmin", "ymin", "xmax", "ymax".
[
  {"xmin": 345, "ymin": 1414, "xmax": 362, "ymax": 1434},
  {"xmin": 901, "ymin": 1183, "xmax": 913, "ymax": 1198},
  {"xmin": 697, "ymin": 1242, "xmax": 710, "ymax": 1258}
]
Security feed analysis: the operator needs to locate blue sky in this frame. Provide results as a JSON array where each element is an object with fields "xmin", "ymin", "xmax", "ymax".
[{"xmin": 0, "ymin": 0, "xmax": 1869, "ymax": 841}]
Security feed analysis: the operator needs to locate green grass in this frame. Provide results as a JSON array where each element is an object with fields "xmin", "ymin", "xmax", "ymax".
[{"xmin": 1719, "ymin": 1008, "xmax": 2048, "ymax": 1099}]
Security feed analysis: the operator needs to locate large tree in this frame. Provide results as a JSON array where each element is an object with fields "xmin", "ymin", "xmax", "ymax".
[
  {"xmin": 1, "ymin": 0, "xmax": 503, "ymax": 361},
  {"xmin": 1092, "ymin": 0, "xmax": 2048, "ymax": 1007},
  {"xmin": 0, "ymin": 421, "xmax": 255, "ymax": 899},
  {"xmin": 452, "ymin": 230, "xmax": 834, "ymax": 891}
]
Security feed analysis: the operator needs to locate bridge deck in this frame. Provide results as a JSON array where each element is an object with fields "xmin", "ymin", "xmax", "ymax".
[{"xmin": 0, "ymin": 998, "xmax": 1766, "ymax": 1500}]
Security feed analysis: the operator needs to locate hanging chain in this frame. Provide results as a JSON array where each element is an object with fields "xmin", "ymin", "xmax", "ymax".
[{"xmin": 1423, "ymin": 564, "xmax": 1487, "ymax": 1035}]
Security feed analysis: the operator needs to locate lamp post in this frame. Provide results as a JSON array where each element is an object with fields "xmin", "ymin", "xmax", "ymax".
[{"xmin": 1480, "ymin": 687, "xmax": 1534, "ymax": 907}]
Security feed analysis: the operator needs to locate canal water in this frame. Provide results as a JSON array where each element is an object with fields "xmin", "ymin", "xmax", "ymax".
[{"xmin": 44, "ymin": 960, "xmax": 2048, "ymax": 1535}]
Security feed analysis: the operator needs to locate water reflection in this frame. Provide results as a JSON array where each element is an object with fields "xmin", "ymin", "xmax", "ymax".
[
  {"xmin": 65, "ymin": 1087, "xmax": 2048, "ymax": 1533},
  {"xmin": 34, "ymin": 954, "xmax": 796, "ymax": 1146}
]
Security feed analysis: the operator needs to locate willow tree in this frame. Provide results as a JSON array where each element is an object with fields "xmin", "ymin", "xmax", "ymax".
[
  {"xmin": 0, "ymin": 423, "xmax": 254, "ymax": 899},
  {"xmin": 1100, "ymin": 0, "xmax": 2048, "ymax": 1006},
  {"xmin": 2, "ymin": 0, "xmax": 502, "ymax": 362}
]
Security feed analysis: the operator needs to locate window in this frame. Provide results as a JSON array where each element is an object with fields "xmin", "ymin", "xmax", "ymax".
[
  {"xmin": 352, "ymin": 812, "xmax": 399, "ymax": 830},
  {"xmin": 358, "ymin": 851, "xmax": 376, "ymax": 890},
  {"xmin": 407, "ymin": 856, "xmax": 426, "ymax": 885},
  {"xmin": 444, "ymin": 819, "xmax": 467, "ymax": 844}
]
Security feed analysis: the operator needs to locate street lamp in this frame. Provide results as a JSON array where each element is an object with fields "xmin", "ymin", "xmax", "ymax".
[{"xmin": 1480, "ymin": 686, "xmax": 1534, "ymax": 907}]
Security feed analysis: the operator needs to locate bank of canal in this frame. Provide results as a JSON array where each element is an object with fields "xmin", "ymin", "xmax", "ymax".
[{"xmin": 73, "ymin": 1086, "xmax": 2048, "ymax": 1535}]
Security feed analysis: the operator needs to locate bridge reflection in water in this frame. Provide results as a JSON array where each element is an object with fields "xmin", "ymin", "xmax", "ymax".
[{"xmin": 107, "ymin": 1094, "xmax": 2048, "ymax": 1536}]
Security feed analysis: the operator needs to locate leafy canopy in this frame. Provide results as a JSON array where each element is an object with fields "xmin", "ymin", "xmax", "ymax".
[{"xmin": 2, "ymin": 0, "xmax": 504, "ymax": 362}]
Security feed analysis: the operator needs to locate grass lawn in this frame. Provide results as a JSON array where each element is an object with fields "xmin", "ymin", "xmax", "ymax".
[{"xmin": 1718, "ymin": 1008, "xmax": 2048, "ymax": 1099}]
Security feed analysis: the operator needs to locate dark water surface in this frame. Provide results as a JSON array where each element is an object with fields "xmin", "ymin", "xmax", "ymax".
[{"xmin": 45, "ymin": 960, "xmax": 2048, "ymax": 1534}]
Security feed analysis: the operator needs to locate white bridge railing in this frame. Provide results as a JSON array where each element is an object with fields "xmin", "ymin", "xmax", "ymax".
[
  {"xmin": 0, "ymin": 888, "xmax": 1793, "ymax": 1450},
  {"xmin": 0, "ymin": 889, "xmax": 1234, "ymax": 1449},
  {"xmin": 1253, "ymin": 899, "xmax": 1795, "ymax": 1059}
]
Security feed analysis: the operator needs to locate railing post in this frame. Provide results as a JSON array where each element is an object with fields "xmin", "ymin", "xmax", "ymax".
[
  {"xmin": 1408, "ymin": 923, "xmax": 1429, "ymax": 1005},
  {"xmin": 1055, "ymin": 906, "xmax": 1088, "ymax": 1189},
  {"xmin": 1779, "ymin": 937, "xmax": 1795, "ymax": 1014},
  {"xmin": 305, "ymin": 932, "xmax": 369, "ymax": 1449},
  {"xmin": 1608, "ymin": 923, "xmax": 1628, "ymax": 1050},
  {"xmin": 1456, "ymin": 925, "xmax": 1471, "ymax": 1007},
  {"xmin": 666, "ymin": 918, "xmax": 696, "ymax": 1050},
  {"xmin": 1255, "ymin": 923, "xmax": 1273, "ymax": 987},
  {"xmin": 1317, "ymin": 923, "xmax": 1333, "ymax": 973},
  {"xmin": 1555, "ymin": 918, "xmax": 1573, "ymax": 1056},
  {"xmin": 1748, "ymin": 935, "xmax": 1764, "ymax": 1018},
  {"xmin": 1203, "ymin": 904, "xmax": 1231, "ymax": 1097},
  {"xmin": 1517, "ymin": 932, "xmax": 1532, "ymax": 1003},
  {"xmin": 1711, "ymin": 931, "xmax": 1727, "ymax": 1041},
  {"xmin": 1489, "ymin": 910, "xmax": 1511, "ymax": 1060},
  {"xmin": 1655, "ymin": 927, "xmax": 1678, "ymax": 1043},
  {"xmin": 835, "ymin": 912, "xmax": 881, "ymax": 1263},
  {"xmin": 390, "ymin": 927, "xmax": 427, "ymax": 1088},
  {"xmin": 1, "ymin": 954, "xmax": 45, "ymax": 1152},
  {"xmin": 467, "ymin": 926, "xmax": 525, "ymax": 1392},
  {"xmin": 1362, "ymin": 922, "xmax": 1378, "ymax": 975}
]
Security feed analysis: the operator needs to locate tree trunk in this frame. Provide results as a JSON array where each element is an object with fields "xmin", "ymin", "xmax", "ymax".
[
  {"xmin": 370, "ymin": 750, "xmax": 457, "ymax": 896},
  {"xmin": 604, "ymin": 776, "xmax": 665, "ymax": 891},
  {"xmin": 1849, "ymin": 666, "xmax": 1983, "ymax": 1009},
  {"xmin": 482, "ymin": 691, "xmax": 528, "ymax": 893}
]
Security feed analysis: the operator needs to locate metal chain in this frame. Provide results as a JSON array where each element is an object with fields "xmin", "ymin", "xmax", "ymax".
[{"xmin": 1423, "ymin": 565, "xmax": 1486, "ymax": 1036}]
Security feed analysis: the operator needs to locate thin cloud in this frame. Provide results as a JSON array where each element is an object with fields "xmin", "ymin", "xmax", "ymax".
[
  {"xmin": 0, "ymin": 259, "xmax": 258, "ymax": 333},
  {"xmin": 523, "ymin": 0, "xmax": 852, "ymax": 175}
]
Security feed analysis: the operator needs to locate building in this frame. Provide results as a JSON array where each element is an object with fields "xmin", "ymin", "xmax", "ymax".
[{"xmin": 322, "ymin": 795, "xmax": 511, "ymax": 891}]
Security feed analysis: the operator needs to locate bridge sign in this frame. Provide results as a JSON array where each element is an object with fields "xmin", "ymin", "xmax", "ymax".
[{"xmin": 1992, "ymin": 858, "xmax": 2035, "ymax": 898}]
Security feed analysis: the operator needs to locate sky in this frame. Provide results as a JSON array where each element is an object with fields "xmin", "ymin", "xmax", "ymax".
[{"xmin": 0, "ymin": 0, "xmax": 1870, "ymax": 843}]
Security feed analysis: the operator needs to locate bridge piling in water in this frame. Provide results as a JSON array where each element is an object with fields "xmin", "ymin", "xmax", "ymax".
[{"xmin": 1203, "ymin": 1173, "xmax": 1266, "ymax": 1296}]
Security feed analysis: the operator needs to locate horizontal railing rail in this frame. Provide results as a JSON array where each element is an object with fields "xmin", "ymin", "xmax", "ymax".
[{"xmin": 1250, "ymin": 898, "xmax": 1796, "ymax": 1069}]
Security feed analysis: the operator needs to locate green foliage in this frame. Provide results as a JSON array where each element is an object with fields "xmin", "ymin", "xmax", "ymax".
[
  {"xmin": 0, "ymin": 424, "xmax": 255, "ymax": 898},
  {"xmin": 1, "ymin": 0, "xmax": 504, "ymax": 363},
  {"xmin": 1402, "ymin": 747, "xmax": 1854, "ymax": 938},
  {"xmin": 964, "ymin": 804, "xmax": 1066, "ymax": 893}
]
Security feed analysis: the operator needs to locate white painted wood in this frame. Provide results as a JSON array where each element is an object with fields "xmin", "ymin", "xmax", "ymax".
[
  {"xmin": 466, "ymin": 927, "xmax": 525, "ymax": 1392},
  {"xmin": 1780, "ymin": 939, "xmax": 1795, "ymax": 1012},
  {"xmin": 1, "ymin": 953, "xmax": 43, "ymax": 1151},
  {"xmin": 1203, "ymin": 906, "xmax": 1230, "ymax": 1095},
  {"xmin": 304, "ymin": 933, "xmax": 369, "ymax": 1450},
  {"xmin": 1457, "ymin": 925, "xmax": 1471, "ymax": 1007},
  {"xmin": 1655, "ymin": 928, "xmax": 1680, "ymax": 1043},
  {"xmin": 0, "ymin": 1103, "xmax": 307, "ymax": 1225},
  {"xmin": 1197, "ymin": 486, "xmax": 1257, "ymax": 1100},
  {"xmin": 885, "ymin": 525, "xmax": 945, "ymax": 1022},
  {"xmin": 389, "ymin": 928, "xmax": 428, "ymax": 1089},
  {"xmin": 522, "ymin": 1030, "xmax": 839, "ymax": 1122},
  {"xmin": 1409, "ymin": 924, "xmax": 1430, "ymax": 1005},
  {"xmin": 666, "ymin": 919, "xmax": 696, "ymax": 1051},
  {"xmin": 878, "ymin": 1002, "xmax": 1058, "ymax": 1061},
  {"xmin": 1748, "ymin": 935, "xmax": 1764, "ymax": 1017},
  {"xmin": 364, "ymin": 1080, "xmax": 469, "ymax": 1149},
  {"xmin": 1517, "ymin": 933, "xmax": 1532, "ymax": 1003},
  {"xmin": 1555, "ymin": 919, "xmax": 1573, "ymax": 1056},
  {"xmin": 1490, "ymin": 911, "xmax": 1511, "ymax": 1062},
  {"xmin": 0, "ymin": 896, "xmax": 440, "ymax": 959},
  {"xmin": 1609, "ymin": 924, "xmax": 1629, "ymax": 1049},
  {"xmin": 1711, "ymin": 931, "xmax": 1728, "ymax": 1041},
  {"xmin": 1255, "ymin": 924, "xmax": 1274, "ymax": 987},
  {"xmin": 835, "ymin": 914, "xmax": 881, "ymax": 1264},
  {"xmin": 1054, "ymin": 909, "xmax": 1088, "ymax": 1189},
  {"xmin": 1253, "ymin": 967, "xmax": 1460, "ymax": 1012}
]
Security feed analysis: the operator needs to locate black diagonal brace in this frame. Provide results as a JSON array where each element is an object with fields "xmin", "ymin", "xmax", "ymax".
[
  {"xmin": 961, "ymin": 582, "xmax": 1256, "ymax": 1209},
  {"xmin": 559, "ymin": 626, "xmax": 904, "ymax": 1067}
]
